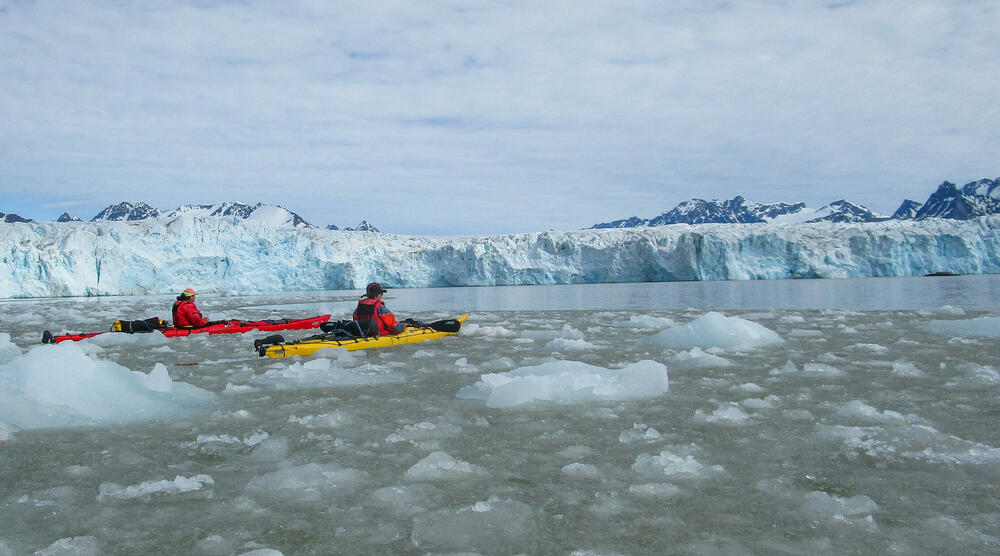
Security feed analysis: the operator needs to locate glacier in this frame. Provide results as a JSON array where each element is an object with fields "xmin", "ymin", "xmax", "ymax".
[{"xmin": 1, "ymin": 213, "xmax": 999, "ymax": 298}]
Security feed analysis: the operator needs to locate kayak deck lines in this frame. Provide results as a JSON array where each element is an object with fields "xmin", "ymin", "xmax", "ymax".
[{"xmin": 256, "ymin": 314, "xmax": 468, "ymax": 358}]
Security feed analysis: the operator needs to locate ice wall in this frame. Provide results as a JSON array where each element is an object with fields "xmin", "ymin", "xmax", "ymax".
[{"xmin": 1, "ymin": 214, "xmax": 999, "ymax": 297}]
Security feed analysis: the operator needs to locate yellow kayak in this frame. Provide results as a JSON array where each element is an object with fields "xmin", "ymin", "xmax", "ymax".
[{"xmin": 258, "ymin": 314, "xmax": 468, "ymax": 358}]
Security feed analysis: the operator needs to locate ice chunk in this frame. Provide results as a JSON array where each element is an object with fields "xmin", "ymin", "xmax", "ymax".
[
  {"xmin": 693, "ymin": 402, "xmax": 751, "ymax": 425},
  {"xmin": 545, "ymin": 337, "xmax": 596, "ymax": 352},
  {"xmin": 250, "ymin": 357, "xmax": 403, "ymax": 389},
  {"xmin": 34, "ymin": 536, "xmax": 99, "ymax": 556},
  {"xmin": 632, "ymin": 448, "xmax": 724, "ymax": 482},
  {"xmin": 835, "ymin": 400, "xmax": 908, "ymax": 424},
  {"xmin": 802, "ymin": 491, "xmax": 879, "ymax": 519},
  {"xmin": 410, "ymin": 496, "xmax": 537, "ymax": 553},
  {"xmin": 194, "ymin": 534, "xmax": 234, "ymax": 555},
  {"xmin": 0, "ymin": 333, "xmax": 21, "ymax": 364},
  {"xmin": 245, "ymin": 463, "xmax": 368, "ymax": 505},
  {"xmin": 840, "ymin": 424, "xmax": 1000, "ymax": 465},
  {"xmin": 926, "ymin": 316, "xmax": 1000, "ymax": 338},
  {"xmin": 370, "ymin": 483, "xmax": 442, "ymax": 516},
  {"xmin": 456, "ymin": 359, "xmax": 668, "ymax": 408},
  {"xmin": 561, "ymin": 462, "xmax": 602, "ymax": 479},
  {"xmin": 668, "ymin": 347, "xmax": 733, "ymax": 369},
  {"xmin": 0, "ymin": 341, "xmax": 214, "ymax": 430},
  {"xmin": 97, "ymin": 474, "xmax": 214, "ymax": 503},
  {"xmin": 640, "ymin": 312, "xmax": 783, "ymax": 351},
  {"xmin": 143, "ymin": 363, "xmax": 173, "ymax": 392},
  {"xmin": 628, "ymin": 482, "xmax": 683, "ymax": 498},
  {"xmin": 404, "ymin": 451, "xmax": 486, "ymax": 481}
]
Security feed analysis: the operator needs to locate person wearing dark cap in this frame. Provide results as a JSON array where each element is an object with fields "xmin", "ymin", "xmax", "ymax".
[
  {"xmin": 353, "ymin": 282, "xmax": 406, "ymax": 337},
  {"xmin": 172, "ymin": 288, "xmax": 209, "ymax": 329}
]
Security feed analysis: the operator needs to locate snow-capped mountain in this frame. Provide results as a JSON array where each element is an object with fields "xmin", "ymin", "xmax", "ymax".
[
  {"xmin": 1, "ymin": 215, "xmax": 998, "ymax": 297},
  {"xmin": 90, "ymin": 201, "xmax": 313, "ymax": 228},
  {"xmin": 913, "ymin": 178, "xmax": 1000, "ymax": 220},
  {"xmin": 891, "ymin": 200, "xmax": 923, "ymax": 220},
  {"xmin": 57, "ymin": 212, "xmax": 81, "ymax": 222},
  {"xmin": 593, "ymin": 196, "xmax": 809, "ymax": 228},
  {"xmin": 590, "ymin": 177, "xmax": 1000, "ymax": 229},
  {"xmin": 344, "ymin": 220, "xmax": 379, "ymax": 232},
  {"xmin": 91, "ymin": 202, "xmax": 161, "ymax": 221},
  {"xmin": 806, "ymin": 200, "xmax": 886, "ymax": 223},
  {"xmin": 0, "ymin": 212, "xmax": 31, "ymax": 223}
]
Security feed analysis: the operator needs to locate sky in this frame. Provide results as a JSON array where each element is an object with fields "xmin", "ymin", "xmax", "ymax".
[{"xmin": 0, "ymin": 0, "xmax": 997, "ymax": 235}]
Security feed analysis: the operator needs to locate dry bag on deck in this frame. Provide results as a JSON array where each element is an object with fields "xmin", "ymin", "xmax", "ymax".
[{"xmin": 112, "ymin": 317, "xmax": 167, "ymax": 334}]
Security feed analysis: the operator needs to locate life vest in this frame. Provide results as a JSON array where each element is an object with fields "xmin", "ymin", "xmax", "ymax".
[
  {"xmin": 172, "ymin": 298, "xmax": 207, "ymax": 329},
  {"xmin": 354, "ymin": 297, "xmax": 389, "ymax": 336}
]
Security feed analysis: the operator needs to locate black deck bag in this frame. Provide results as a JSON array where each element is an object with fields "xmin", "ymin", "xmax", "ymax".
[{"xmin": 113, "ymin": 317, "xmax": 167, "ymax": 334}]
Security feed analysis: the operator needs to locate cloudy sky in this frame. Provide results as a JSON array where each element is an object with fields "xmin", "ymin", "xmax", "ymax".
[{"xmin": 1, "ymin": 1, "xmax": 996, "ymax": 234}]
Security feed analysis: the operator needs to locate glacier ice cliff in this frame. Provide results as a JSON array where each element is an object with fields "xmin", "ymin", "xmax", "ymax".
[{"xmin": 1, "ymin": 214, "xmax": 999, "ymax": 298}]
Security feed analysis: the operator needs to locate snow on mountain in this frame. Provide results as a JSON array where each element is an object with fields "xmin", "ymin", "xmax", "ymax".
[
  {"xmin": 0, "ymin": 213, "xmax": 31, "ymax": 223},
  {"xmin": 590, "ymin": 177, "xmax": 1000, "ymax": 229},
  {"xmin": 345, "ymin": 220, "xmax": 379, "ymax": 232},
  {"xmin": 913, "ymin": 178, "xmax": 1000, "ymax": 220},
  {"xmin": 91, "ymin": 201, "xmax": 312, "ymax": 228},
  {"xmin": 891, "ymin": 200, "xmax": 923, "ymax": 220},
  {"xmin": 91, "ymin": 202, "xmax": 161, "ymax": 221},
  {"xmin": 593, "ymin": 196, "xmax": 810, "ymax": 228},
  {"xmin": 57, "ymin": 212, "xmax": 81, "ymax": 222},
  {"xmin": 591, "ymin": 216, "xmax": 649, "ymax": 229},
  {"xmin": 806, "ymin": 200, "xmax": 886, "ymax": 223},
  {"xmin": 1, "ymin": 216, "xmax": 998, "ymax": 298}
]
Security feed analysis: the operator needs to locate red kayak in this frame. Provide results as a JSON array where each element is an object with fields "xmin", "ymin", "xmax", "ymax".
[{"xmin": 42, "ymin": 315, "xmax": 332, "ymax": 344}]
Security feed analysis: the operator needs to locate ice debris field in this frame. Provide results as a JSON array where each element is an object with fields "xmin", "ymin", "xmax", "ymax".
[{"xmin": 1, "ymin": 288, "xmax": 999, "ymax": 554}]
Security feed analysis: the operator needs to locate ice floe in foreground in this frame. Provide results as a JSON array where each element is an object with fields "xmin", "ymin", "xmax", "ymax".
[
  {"xmin": 456, "ymin": 359, "xmax": 668, "ymax": 408},
  {"xmin": 0, "ymin": 340, "xmax": 214, "ymax": 430}
]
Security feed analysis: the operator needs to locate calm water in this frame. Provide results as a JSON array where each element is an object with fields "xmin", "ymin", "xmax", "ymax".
[{"xmin": 1, "ymin": 276, "xmax": 998, "ymax": 554}]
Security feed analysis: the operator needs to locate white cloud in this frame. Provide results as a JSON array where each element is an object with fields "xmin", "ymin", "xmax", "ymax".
[{"xmin": 0, "ymin": 0, "xmax": 997, "ymax": 233}]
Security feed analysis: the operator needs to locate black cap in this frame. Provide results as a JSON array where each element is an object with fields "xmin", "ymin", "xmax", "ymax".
[{"xmin": 366, "ymin": 282, "xmax": 388, "ymax": 297}]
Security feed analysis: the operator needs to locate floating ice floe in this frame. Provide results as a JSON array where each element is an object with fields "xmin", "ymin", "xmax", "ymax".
[
  {"xmin": 632, "ymin": 446, "xmax": 724, "ymax": 482},
  {"xmin": 0, "ymin": 333, "xmax": 21, "ymax": 364},
  {"xmin": 245, "ymin": 463, "xmax": 368, "ymax": 505},
  {"xmin": 410, "ymin": 496, "xmax": 537, "ymax": 553},
  {"xmin": 693, "ymin": 402, "xmax": 752, "ymax": 425},
  {"xmin": 668, "ymin": 347, "xmax": 733, "ymax": 369},
  {"xmin": 0, "ymin": 340, "xmax": 214, "ymax": 430},
  {"xmin": 925, "ymin": 316, "xmax": 1000, "ymax": 338},
  {"xmin": 250, "ymin": 357, "xmax": 403, "ymax": 389},
  {"xmin": 404, "ymin": 451, "xmax": 486, "ymax": 481},
  {"xmin": 831, "ymin": 424, "xmax": 1000, "ymax": 466},
  {"xmin": 97, "ymin": 474, "xmax": 215, "ymax": 503},
  {"xmin": 640, "ymin": 312, "xmax": 784, "ymax": 351},
  {"xmin": 455, "ymin": 359, "xmax": 668, "ymax": 408}
]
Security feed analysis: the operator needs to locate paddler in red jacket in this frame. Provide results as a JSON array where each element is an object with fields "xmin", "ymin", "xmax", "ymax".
[
  {"xmin": 172, "ymin": 288, "xmax": 209, "ymax": 329},
  {"xmin": 353, "ymin": 282, "xmax": 406, "ymax": 337}
]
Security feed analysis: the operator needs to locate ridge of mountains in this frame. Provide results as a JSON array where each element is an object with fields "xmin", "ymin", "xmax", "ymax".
[
  {"xmin": 14, "ymin": 201, "xmax": 380, "ymax": 232},
  {"xmin": 591, "ymin": 177, "xmax": 1000, "ymax": 228},
  {"xmin": 2, "ymin": 177, "xmax": 997, "ymax": 232}
]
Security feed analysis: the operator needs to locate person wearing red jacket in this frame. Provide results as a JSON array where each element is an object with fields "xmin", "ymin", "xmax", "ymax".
[
  {"xmin": 172, "ymin": 288, "xmax": 209, "ymax": 329},
  {"xmin": 353, "ymin": 282, "xmax": 406, "ymax": 337}
]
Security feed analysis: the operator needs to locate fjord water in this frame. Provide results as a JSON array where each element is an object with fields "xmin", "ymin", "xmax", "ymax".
[{"xmin": 1, "ymin": 276, "xmax": 998, "ymax": 554}]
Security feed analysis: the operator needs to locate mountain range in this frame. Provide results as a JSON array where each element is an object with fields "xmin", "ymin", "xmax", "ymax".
[
  {"xmin": 2, "ymin": 177, "xmax": 997, "ymax": 232},
  {"xmin": 591, "ymin": 177, "xmax": 1000, "ymax": 228},
  {"xmin": 30, "ymin": 201, "xmax": 378, "ymax": 231}
]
